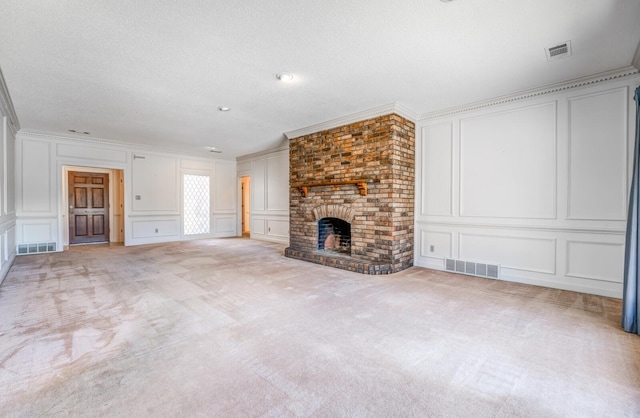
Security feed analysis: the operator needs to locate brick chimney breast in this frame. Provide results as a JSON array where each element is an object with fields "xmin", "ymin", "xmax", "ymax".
[{"xmin": 285, "ymin": 113, "xmax": 415, "ymax": 275}]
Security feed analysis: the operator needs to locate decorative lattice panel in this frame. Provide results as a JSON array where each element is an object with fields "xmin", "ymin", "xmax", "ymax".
[{"xmin": 183, "ymin": 174, "xmax": 210, "ymax": 235}]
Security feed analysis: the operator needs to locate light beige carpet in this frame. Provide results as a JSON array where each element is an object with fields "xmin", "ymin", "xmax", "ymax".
[{"xmin": 0, "ymin": 238, "xmax": 638, "ymax": 417}]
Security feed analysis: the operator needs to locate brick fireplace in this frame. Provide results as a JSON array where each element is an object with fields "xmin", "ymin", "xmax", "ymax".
[{"xmin": 284, "ymin": 113, "xmax": 415, "ymax": 274}]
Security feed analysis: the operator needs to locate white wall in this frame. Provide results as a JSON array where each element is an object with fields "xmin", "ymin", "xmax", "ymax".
[
  {"xmin": 237, "ymin": 146, "xmax": 289, "ymax": 244},
  {"xmin": 0, "ymin": 95, "xmax": 17, "ymax": 284},
  {"xmin": 16, "ymin": 134, "xmax": 237, "ymax": 249},
  {"xmin": 415, "ymin": 73, "xmax": 640, "ymax": 298}
]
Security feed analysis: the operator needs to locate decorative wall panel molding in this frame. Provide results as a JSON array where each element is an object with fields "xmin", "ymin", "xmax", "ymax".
[
  {"xmin": 20, "ymin": 221, "xmax": 56, "ymax": 243},
  {"xmin": 567, "ymin": 87, "xmax": 627, "ymax": 220},
  {"xmin": 266, "ymin": 219, "xmax": 289, "ymax": 238},
  {"xmin": 565, "ymin": 240, "xmax": 624, "ymax": 283},
  {"xmin": 419, "ymin": 230, "xmax": 453, "ymax": 258},
  {"xmin": 20, "ymin": 139, "xmax": 53, "ymax": 213},
  {"xmin": 214, "ymin": 162, "xmax": 237, "ymax": 212},
  {"xmin": 21, "ymin": 130, "xmax": 230, "ymax": 160},
  {"xmin": 459, "ymin": 233, "xmax": 557, "ymax": 275},
  {"xmin": 213, "ymin": 216, "xmax": 236, "ymax": 235},
  {"xmin": 5, "ymin": 226, "xmax": 16, "ymax": 260},
  {"xmin": 4, "ymin": 125, "xmax": 15, "ymax": 216},
  {"xmin": 252, "ymin": 218, "xmax": 266, "ymax": 235},
  {"xmin": 57, "ymin": 143, "xmax": 128, "ymax": 163},
  {"xmin": 459, "ymin": 102, "xmax": 557, "ymax": 219},
  {"xmin": 266, "ymin": 155, "xmax": 289, "ymax": 212},
  {"xmin": 251, "ymin": 159, "xmax": 266, "ymax": 212},
  {"xmin": 131, "ymin": 219, "xmax": 178, "ymax": 239},
  {"xmin": 420, "ymin": 123, "xmax": 453, "ymax": 216},
  {"xmin": 415, "ymin": 220, "xmax": 625, "ymax": 235},
  {"xmin": 132, "ymin": 154, "xmax": 179, "ymax": 212},
  {"xmin": 0, "ymin": 67, "xmax": 20, "ymax": 135},
  {"xmin": 181, "ymin": 159, "xmax": 213, "ymax": 171}
]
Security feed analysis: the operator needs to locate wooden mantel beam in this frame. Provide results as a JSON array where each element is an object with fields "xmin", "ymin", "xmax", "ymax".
[{"xmin": 293, "ymin": 179, "xmax": 372, "ymax": 197}]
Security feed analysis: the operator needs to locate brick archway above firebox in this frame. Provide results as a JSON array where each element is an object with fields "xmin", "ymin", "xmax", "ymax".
[{"xmin": 312, "ymin": 204, "xmax": 355, "ymax": 223}]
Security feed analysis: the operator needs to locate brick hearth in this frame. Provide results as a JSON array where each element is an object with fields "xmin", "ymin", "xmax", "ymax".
[{"xmin": 284, "ymin": 113, "xmax": 415, "ymax": 274}]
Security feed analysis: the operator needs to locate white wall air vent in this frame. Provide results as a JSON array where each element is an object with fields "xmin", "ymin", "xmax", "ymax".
[
  {"xmin": 17, "ymin": 242, "xmax": 57, "ymax": 255},
  {"xmin": 546, "ymin": 41, "xmax": 572, "ymax": 61},
  {"xmin": 445, "ymin": 258, "xmax": 500, "ymax": 279}
]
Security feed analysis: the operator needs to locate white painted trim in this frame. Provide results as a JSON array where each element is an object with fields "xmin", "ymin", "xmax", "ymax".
[
  {"xmin": 393, "ymin": 102, "xmax": 419, "ymax": 122},
  {"xmin": 457, "ymin": 101, "xmax": 558, "ymax": 220},
  {"xmin": 236, "ymin": 144, "xmax": 289, "ymax": 163},
  {"xmin": 415, "ymin": 220, "xmax": 625, "ymax": 235},
  {"xmin": 249, "ymin": 232, "xmax": 288, "ymax": 245},
  {"xmin": 0, "ymin": 249, "xmax": 15, "ymax": 286},
  {"xmin": 412, "ymin": 260, "xmax": 620, "ymax": 298},
  {"xmin": 565, "ymin": 240, "xmax": 624, "ymax": 283},
  {"xmin": 19, "ymin": 129, "xmax": 234, "ymax": 162},
  {"xmin": 283, "ymin": 102, "xmax": 417, "ymax": 140},
  {"xmin": 282, "ymin": 67, "xmax": 638, "ymax": 142},
  {"xmin": 417, "ymin": 229, "xmax": 454, "ymax": 259},
  {"xmin": 565, "ymin": 87, "xmax": 629, "ymax": 222},
  {"xmin": 633, "ymin": 40, "xmax": 640, "ymax": 71},
  {"xmin": 418, "ymin": 66, "xmax": 639, "ymax": 121},
  {"xmin": 458, "ymin": 232, "xmax": 557, "ymax": 275},
  {"xmin": 18, "ymin": 131, "xmax": 233, "ymax": 167},
  {"xmin": 0, "ymin": 66, "xmax": 20, "ymax": 135}
]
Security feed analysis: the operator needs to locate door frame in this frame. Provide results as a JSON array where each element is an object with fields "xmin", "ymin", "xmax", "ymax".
[
  {"xmin": 241, "ymin": 176, "xmax": 251, "ymax": 234},
  {"xmin": 180, "ymin": 169, "xmax": 214, "ymax": 238},
  {"xmin": 61, "ymin": 164, "xmax": 125, "ymax": 247},
  {"xmin": 68, "ymin": 171, "xmax": 110, "ymax": 244},
  {"xmin": 236, "ymin": 172, "xmax": 251, "ymax": 237}
]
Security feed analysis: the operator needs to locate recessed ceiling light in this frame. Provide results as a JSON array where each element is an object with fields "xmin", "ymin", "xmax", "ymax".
[
  {"xmin": 68, "ymin": 129, "xmax": 90, "ymax": 135},
  {"xmin": 276, "ymin": 72, "xmax": 294, "ymax": 82},
  {"xmin": 207, "ymin": 146, "xmax": 222, "ymax": 153},
  {"xmin": 218, "ymin": 106, "xmax": 231, "ymax": 112}
]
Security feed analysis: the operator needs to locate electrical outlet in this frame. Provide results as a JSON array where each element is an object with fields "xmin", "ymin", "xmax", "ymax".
[
  {"xmin": 430, "ymin": 245, "xmax": 435, "ymax": 252},
  {"xmin": 155, "ymin": 228, "xmax": 158, "ymax": 233},
  {"xmin": 135, "ymin": 195, "xmax": 141, "ymax": 200}
]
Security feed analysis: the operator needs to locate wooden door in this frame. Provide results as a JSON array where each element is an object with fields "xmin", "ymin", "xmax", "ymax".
[{"xmin": 69, "ymin": 171, "xmax": 109, "ymax": 244}]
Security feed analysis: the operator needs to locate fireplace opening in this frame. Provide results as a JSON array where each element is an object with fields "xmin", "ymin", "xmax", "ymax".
[{"xmin": 318, "ymin": 217, "xmax": 351, "ymax": 254}]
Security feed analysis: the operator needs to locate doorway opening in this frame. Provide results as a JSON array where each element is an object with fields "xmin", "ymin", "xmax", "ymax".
[
  {"xmin": 63, "ymin": 166, "xmax": 125, "ymax": 246},
  {"xmin": 241, "ymin": 176, "xmax": 251, "ymax": 237}
]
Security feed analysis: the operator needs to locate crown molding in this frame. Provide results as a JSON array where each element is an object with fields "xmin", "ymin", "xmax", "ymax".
[
  {"xmin": 633, "ymin": 41, "xmax": 640, "ymax": 72},
  {"xmin": 284, "ymin": 101, "xmax": 418, "ymax": 140},
  {"xmin": 17, "ymin": 129, "xmax": 234, "ymax": 162},
  {"xmin": 418, "ymin": 66, "xmax": 640, "ymax": 121},
  {"xmin": 392, "ymin": 102, "xmax": 419, "ymax": 122},
  {"xmin": 0, "ymin": 66, "xmax": 21, "ymax": 135},
  {"xmin": 236, "ymin": 144, "xmax": 289, "ymax": 162}
]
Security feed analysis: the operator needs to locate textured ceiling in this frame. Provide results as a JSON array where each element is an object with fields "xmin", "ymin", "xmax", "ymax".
[{"xmin": 0, "ymin": 0, "xmax": 639, "ymax": 158}]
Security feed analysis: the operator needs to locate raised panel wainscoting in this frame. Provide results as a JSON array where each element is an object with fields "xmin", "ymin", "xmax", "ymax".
[
  {"xmin": 237, "ymin": 147, "xmax": 289, "ymax": 244},
  {"xmin": 0, "ymin": 86, "xmax": 17, "ymax": 283},
  {"xmin": 415, "ymin": 73, "xmax": 639, "ymax": 297},
  {"xmin": 15, "ymin": 133, "xmax": 238, "ymax": 251}
]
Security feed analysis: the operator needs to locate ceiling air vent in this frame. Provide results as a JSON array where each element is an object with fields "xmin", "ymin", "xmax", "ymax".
[{"xmin": 545, "ymin": 41, "xmax": 572, "ymax": 61}]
